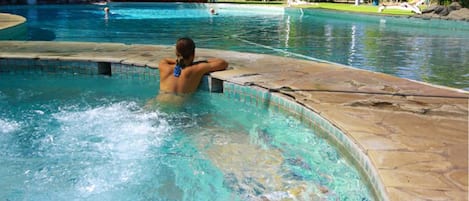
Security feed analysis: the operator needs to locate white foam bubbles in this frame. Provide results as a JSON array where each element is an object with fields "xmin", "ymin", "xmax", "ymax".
[
  {"xmin": 53, "ymin": 101, "xmax": 170, "ymax": 151},
  {"xmin": 48, "ymin": 101, "xmax": 171, "ymax": 198},
  {"xmin": 0, "ymin": 119, "xmax": 21, "ymax": 134}
]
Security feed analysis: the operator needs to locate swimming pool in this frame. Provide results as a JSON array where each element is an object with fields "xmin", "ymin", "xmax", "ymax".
[
  {"xmin": 0, "ymin": 62, "xmax": 374, "ymax": 200},
  {"xmin": 1, "ymin": 3, "xmax": 468, "ymax": 90}
]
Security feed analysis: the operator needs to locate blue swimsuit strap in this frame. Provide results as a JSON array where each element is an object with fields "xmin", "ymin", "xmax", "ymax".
[
  {"xmin": 174, "ymin": 64, "xmax": 183, "ymax": 77},
  {"xmin": 174, "ymin": 57, "xmax": 185, "ymax": 77}
]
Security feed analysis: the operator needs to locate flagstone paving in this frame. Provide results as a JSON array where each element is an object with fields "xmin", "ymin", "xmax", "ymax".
[
  {"xmin": 0, "ymin": 14, "xmax": 467, "ymax": 200},
  {"xmin": 0, "ymin": 13, "xmax": 26, "ymax": 40},
  {"xmin": 0, "ymin": 13, "xmax": 25, "ymax": 30}
]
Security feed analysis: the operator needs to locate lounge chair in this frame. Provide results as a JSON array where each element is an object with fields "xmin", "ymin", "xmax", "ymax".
[{"xmin": 378, "ymin": 0, "xmax": 425, "ymax": 14}]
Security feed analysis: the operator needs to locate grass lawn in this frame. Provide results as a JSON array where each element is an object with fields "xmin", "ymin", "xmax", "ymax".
[
  {"xmin": 217, "ymin": 1, "xmax": 415, "ymax": 16},
  {"xmin": 217, "ymin": 0, "xmax": 285, "ymax": 5},
  {"xmin": 297, "ymin": 2, "xmax": 414, "ymax": 15}
]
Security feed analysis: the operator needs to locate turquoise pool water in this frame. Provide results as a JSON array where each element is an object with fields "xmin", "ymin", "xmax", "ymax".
[
  {"xmin": 1, "ymin": 3, "xmax": 468, "ymax": 90},
  {"xmin": 0, "ymin": 70, "xmax": 373, "ymax": 200}
]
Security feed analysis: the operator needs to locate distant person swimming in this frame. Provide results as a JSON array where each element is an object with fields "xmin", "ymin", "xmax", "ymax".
[
  {"xmin": 104, "ymin": 7, "xmax": 110, "ymax": 19},
  {"xmin": 209, "ymin": 7, "xmax": 218, "ymax": 15}
]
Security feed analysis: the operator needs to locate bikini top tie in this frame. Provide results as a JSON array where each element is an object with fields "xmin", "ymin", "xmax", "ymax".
[
  {"xmin": 174, "ymin": 57, "xmax": 185, "ymax": 77},
  {"xmin": 174, "ymin": 64, "xmax": 183, "ymax": 77}
]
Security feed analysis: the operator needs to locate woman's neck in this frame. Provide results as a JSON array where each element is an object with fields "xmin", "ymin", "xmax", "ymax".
[{"xmin": 182, "ymin": 59, "xmax": 193, "ymax": 66}]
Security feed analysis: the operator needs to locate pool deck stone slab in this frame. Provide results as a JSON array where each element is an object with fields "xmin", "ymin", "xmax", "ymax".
[
  {"xmin": 0, "ymin": 40, "xmax": 468, "ymax": 201},
  {"xmin": 0, "ymin": 13, "xmax": 26, "ymax": 30}
]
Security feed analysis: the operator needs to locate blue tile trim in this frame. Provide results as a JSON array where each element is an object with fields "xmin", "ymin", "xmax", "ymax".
[{"xmin": 0, "ymin": 58, "xmax": 159, "ymax": 80}]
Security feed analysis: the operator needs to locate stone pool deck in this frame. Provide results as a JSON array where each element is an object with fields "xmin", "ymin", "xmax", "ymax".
[
  {"xmin": 0, "ymin": 40, "xmax": 467, "ymax": 201},
  {"xmin": 0, "ymin": 13, "xmax": 27, "ymax": 40},
  {"xmin": 0, "ymin": 13, "xmax": 25, "ymax": 30}
]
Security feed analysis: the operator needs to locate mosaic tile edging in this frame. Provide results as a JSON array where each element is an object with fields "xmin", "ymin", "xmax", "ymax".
[
  {"xmin": 223, "ymin": 81, "xmax": 389, "ymax": 201},
  {"xmin": 0, "ymin": 58, "xmax": 222, "ymax": 92},
  {"xmin": 0, "ymin": 58, "xmax": 159, "ymax": 80}
]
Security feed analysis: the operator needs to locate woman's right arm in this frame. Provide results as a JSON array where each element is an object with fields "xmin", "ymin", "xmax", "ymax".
[{"xmin": 205, "ymin": 58, "xmax": 228, "ymax": 72}]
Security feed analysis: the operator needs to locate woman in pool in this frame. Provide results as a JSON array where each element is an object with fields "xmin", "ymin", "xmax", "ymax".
[
  {"xmin": 159, "ymin": 37, "xmax": 228, "ymax": 94},
  {"xmin": 148, "ymin": 37, "xmax": 228, "ymax": 108}
]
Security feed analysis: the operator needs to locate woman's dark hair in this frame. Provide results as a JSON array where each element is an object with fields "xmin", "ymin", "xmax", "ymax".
[{"xmin": 176, "ymin": 37, "xmax": 195, "ymax": 59}]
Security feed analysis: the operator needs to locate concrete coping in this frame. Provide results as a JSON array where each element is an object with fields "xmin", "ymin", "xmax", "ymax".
[
  {"xmin": 0, "ymin": 13, "xmax": 26, "ymax": 30},
  {"xmin": 0, "ymin": 41, "xmax": 467, "ymax": 201}
]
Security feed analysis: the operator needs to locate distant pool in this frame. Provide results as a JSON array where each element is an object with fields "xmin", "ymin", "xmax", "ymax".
[{"xmin": 1, "ymin": 3, "xmax": 468, "ymax": 90}]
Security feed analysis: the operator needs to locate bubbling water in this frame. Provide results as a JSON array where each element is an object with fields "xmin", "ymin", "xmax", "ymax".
[
  {"xmin": 52, "ymin": 102, "xmax": 169, "ymax": 193},
  {"xmin": 0, "ymin": 119, "xmax": 21, "ymax": 134},
  {"xmin": 1, "ymin": 101, "xmax": 172, "ymax": 200}
]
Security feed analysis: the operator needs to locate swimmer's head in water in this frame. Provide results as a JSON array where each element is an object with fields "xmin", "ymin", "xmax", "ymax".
[{"xmin": 104, "ymin": 7, "xmax": 110, "ymax": 13}]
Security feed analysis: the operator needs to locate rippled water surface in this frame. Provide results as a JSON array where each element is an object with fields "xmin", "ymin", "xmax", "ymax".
[
  {"xmin": 0, "ymin": 72, "xmax": 373, "ymax": 200},
  {"xmin": 1, "ymin": 3, "xmax": 468, "ymax": 89}
]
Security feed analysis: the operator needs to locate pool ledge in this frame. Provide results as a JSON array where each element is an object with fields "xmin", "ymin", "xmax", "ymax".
[
  {"xmin": 0, "ymin": 13, "xmax": 26, "ymax": 40},
  {"xmin": 0, "ymin": 41, "xmax": 467, "ymax": 201},
  {"xmin": 0, "ymin": 13, "xmax": 25, "ymax": 30}
]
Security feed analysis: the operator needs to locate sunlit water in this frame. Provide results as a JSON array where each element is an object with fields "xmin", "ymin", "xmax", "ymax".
[
  {"xmin": 0, "ymin": 72, "xmax": 373, "ymax": 200},
  {"xmin": 1, "ymin": 3, "xmax": 468, "ymax": 90}
]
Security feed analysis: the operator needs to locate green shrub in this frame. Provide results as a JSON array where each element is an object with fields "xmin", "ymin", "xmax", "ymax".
[{"xmin": 460, "ymin": 0, "xmax": 468, "ymax": 7}]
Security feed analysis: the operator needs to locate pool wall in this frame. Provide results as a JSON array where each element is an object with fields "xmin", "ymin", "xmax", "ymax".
[
  {"xmin": 0, "ymin": 41, "xmax": 467, "ymax": 201},
  {"xmin": 0, "ymin": 58, "xmax": 159, "ymax": 80}
]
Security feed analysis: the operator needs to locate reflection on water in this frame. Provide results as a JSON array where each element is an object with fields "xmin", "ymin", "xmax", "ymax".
[
  {"xmin": 1, "ymin": 3, "xmax": 467, "ymax": 89},
  {"xmin": 274, "ymin": 9, "xmax": 469, "ymax": 90}
]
